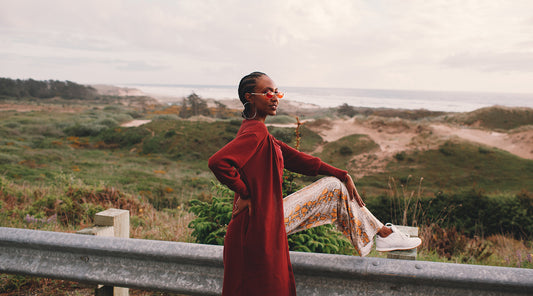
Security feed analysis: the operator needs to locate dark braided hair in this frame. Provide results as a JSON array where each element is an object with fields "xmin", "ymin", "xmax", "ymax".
[{"xmin": 238, "ymin": 71, "xmax": 266, "ymax": 118}]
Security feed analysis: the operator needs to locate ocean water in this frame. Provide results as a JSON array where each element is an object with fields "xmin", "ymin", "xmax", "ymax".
[{"xmin": 121, "ymin": 84, "xmax": 533, "ymax": 113}]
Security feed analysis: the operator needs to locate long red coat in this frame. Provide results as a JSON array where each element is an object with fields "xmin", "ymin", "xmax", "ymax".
[{"xmin": 208, "ymin": 119, "xmax": 331, "ymax": 296}]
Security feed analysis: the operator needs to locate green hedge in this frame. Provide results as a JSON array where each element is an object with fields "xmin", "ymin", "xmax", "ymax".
[{"xmin": 365, "ymin": 189, "xmax": 533, "ymax": 239}]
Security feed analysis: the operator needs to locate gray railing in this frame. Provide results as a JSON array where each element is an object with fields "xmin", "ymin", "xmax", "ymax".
[{"xmin": 0, "ymin": 226, "xmax": 532, "ymax": 295}]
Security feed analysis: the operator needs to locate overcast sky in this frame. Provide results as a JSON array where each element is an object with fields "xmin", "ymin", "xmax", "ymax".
[{"xmin": 1, "ymin": 0, "xmax": 533, "ymax": 93}]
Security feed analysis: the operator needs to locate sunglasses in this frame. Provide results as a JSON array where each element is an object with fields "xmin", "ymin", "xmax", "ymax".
[{"xmin": 249, "ymin": 91, "xmax": 284, "ymax": 99}]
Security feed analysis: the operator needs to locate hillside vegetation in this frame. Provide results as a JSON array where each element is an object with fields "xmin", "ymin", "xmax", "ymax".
[
  {"xmin": 0, "ymin": 78, "xmax": 97, "ymax": 100},
  {"xmin": 448, "ymin": 106, "xmax": 533, "ymax": 130},
  {"xmin": 0, "ymin": 79, "xmax": 532, "ymax": 294}
]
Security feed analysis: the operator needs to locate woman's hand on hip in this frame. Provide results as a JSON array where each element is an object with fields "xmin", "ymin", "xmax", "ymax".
[
  {"xmin": 345, "ymin": 175, "xmax": 366, "ymax": 207},
  {"xmin": 232, "ymin": 196, "xmax": 252, "ymax": 218}
]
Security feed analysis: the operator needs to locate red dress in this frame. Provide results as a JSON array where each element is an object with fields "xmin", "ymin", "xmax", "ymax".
[{"xmin": 208, "ymin": 119, "xmax": 346, "ymax": 296}]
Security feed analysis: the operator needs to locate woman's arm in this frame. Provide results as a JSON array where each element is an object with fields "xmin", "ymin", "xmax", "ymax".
[
  {"xmin": 277, "ymin": 139, "xmax": 365, "ymax": 206},
  {"xmin": 208, "ymin": 131, "xmax": 262, "ymax": 199}
]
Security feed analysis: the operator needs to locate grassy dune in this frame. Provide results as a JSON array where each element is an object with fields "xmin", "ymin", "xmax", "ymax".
[{"xmin": 1, "ymin": 94, "xmax": 532, "ymax": 294}]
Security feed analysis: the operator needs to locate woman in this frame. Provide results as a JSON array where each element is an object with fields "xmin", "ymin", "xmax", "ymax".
[{"xmin": 208, "ymin": 72, "xmax": 421, "ymax": 296}]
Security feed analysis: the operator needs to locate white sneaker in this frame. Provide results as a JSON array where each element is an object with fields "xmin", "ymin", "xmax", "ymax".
[{"xmin": 375, "ymin": 223, "xmax": 422, "ymax": 252}]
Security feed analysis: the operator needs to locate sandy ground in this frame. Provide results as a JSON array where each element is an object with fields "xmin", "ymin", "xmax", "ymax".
[
  {"xmin": 120, "ymin": 119, "xmax": 152, "ymax": 127},
  {"xmin": 429, "ymin": 124, "xmax": 533, "ymax": 160},
  {"xmin": 91, "ymin": 84, "xmax": 145, "ymax": 96},
  {"xmin": 115, "ymin": 86, "xmax": 532, "ymax": 178},
  {"xmin": 6, "ymin": 84, "xmax": 530, "ymax": 172},
  {"xmin": 305, "ymin": 117, "xmax": 533, "ymax": 178}
]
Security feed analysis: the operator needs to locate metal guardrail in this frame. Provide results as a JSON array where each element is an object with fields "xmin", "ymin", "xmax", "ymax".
[{"xmin": 1, "ymin": 226, "xmax": 532, "ymax": 295}]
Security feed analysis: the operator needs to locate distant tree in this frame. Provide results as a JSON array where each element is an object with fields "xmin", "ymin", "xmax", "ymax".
[
  {"xmin": 337, "ymin": 103, "xmax": 357, "ymax": 117},
  {"xmin": 179, "ymin": 98, "xmax": 190, "ymax": 118},
  {"xmin": 215, "ymin": 101, "xmax": 228, "ymax": 119},
  {"xmin": 179, "ymin": 93, "xmax": 211, "ymax": 118},
  {"xmin": 0, "ymin": 78, "xmax": 21, "ymax": 98},
  {"xmin": 0, "ymin": 77, "xmax": 97, "ymax": 100}
]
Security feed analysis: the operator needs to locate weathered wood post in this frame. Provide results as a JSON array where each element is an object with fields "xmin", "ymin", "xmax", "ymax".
[
  {"xmin": 77, "ymin": 208, "xmax": 130, "ymax": 296},
  {"xmin": 386, "ymin": 225, "xmax": 419, "ymax": 260}
]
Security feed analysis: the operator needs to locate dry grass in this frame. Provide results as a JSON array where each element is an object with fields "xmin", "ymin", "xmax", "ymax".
[{"xmin": 487, "ymin": 234, "xmax": 533, "ymax": 268}]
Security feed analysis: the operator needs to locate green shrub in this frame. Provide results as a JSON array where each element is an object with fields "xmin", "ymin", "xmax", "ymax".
[
  {"xmin": 142, "ymin": 134, "xmax": 173, "ymax": 154},
  {"xmin": 188, "ymin": 173, "xmax": 356, "ymax": 255},
  {"xmin": 103, "ymin": 105, "xmax": 122, "ymax": 112},
  {"xmin": 339, "ymin": 146, "xmax": 353, "ymax": 156},
  {"xmin": 394, "ymin": 151, "xmax": 406, "ymax": 161},
  {"xmin": 64, "ymin": 123, "xmax": 108, "ymax": 137},
  {"xmin": 97, "ymin": 118, "xmax": 118, "ymax": 127},
  {"xmin": 318, "ymin": 134, "xmax": 378, "ymax": 168},
  {"xmin": 298, "ymin": 125, "xmax": 323, "ymax": 153},
  {"xmin": 99, "ymin": 127, "xmax": 151, "ymax": 148},
  {"xmin": 269, "ymin": 127, "xmax": 295, "ymax": 145},
  {"xmin": 287, "ymin": 224, "xmax": 354, "ymax": 255},
  {"xmin": 337, "ymin": 103, "xmax": 357, "ymax": 117},
  {"xmin": 154, "ymin": 114, "xmax": 179, "ymax": 120},
  {"xmin": 188, "ymin": 182, "xmax": 233, "ymax": 245},
  {"xmin": 3, "ymin": 122, "xmax": 20, "ymax": 129},
  {"xmin": 265, "ymin": 115, "xmax": 296, "ymax": 124},
  {"xmin": 456, "ymin": 106, "xmax": 533, "ymax": 130},
  {"xmin": 0, "ymin": 153, "xmax": 21, "ymax": 164},
  {"xmin": 367, "ymin": 140, "xmax": 533, "ymax": 193},
  {"xmin": 366, "ymin": 189, "xmax": 533, "ymax": 240}
]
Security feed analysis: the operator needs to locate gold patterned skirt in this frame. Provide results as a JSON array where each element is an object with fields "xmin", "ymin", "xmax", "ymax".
[{"xmin": 283, "ymin": 177, "xmax": 383, "ymax": 257}]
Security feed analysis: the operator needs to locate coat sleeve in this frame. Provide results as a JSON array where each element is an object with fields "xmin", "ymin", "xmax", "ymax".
[
  {"xmin": 208, "ymin": 131, "xmax": 263, "ymax": 199},
  {"xmin": 276, "ymin": 139, "xmax": 321, "ymax": 175},
  {"xmin": 276, "ymin": 139, "xmax": 348, "ymax": 181}
]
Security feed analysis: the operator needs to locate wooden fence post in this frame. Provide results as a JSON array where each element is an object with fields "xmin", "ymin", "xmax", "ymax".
[{"xmin": 78, "ymin": 208, "xmax": 130, "ymax": 296}]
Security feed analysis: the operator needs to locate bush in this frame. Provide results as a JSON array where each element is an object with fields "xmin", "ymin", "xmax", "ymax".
[
  {"xmin": 337, "ymin": 103, "xmax": 357, "ymax": 117},
  {"xmin": 265, "ymin": 115, "xmax": 296, "ymax": 124},
  {"xmin": 0, "ymin": 153, "xmax": 21, "ymax": 164},
  {"xmin": 366, "ymin": 189, "xmax": 533, "ymax": 240},
  {"xmin": 318, "ymin": 134, "xmax": 378, "ymax": 168},
  {"xmin": 99, "ymin": 127, "xmax": 151, "ymax": 148},
  {"xmin": 97, "ymin": 118, "xmax": 118, "ymax": 127},
  {"xmin": 394, "ymin": 151, "xmax": 406, "ymax": 161},
  {"xmin": 188, "ymin": 182, "xmax": 233, "ymax": 245},
  {"xmin": 188, "ymin": 173, "xmax": 356, "ymax": 255},
  {"xmin": 141, "ymin": 134, "xmax": 173, "ymax": 154},
  {"xmin": 421, "ymin": 224, "xmax": 492, "ymax": 262},
  {"xmin": 154, "ymin": 114, "xmax": 179, "ymax": 120},
  {"xmin": 63, "ymin": 123, "xmax": 108, "ymax": 137},
  {"xmin": 26, "ymin": 193, "xmax": 104, "ymax": 226},
  {"xmin": 339, "ymin": 146, "xmax": 353, "ymax": 156},
  {"xmin": 269, "ymin": 127, "xmax": 295, "ymax": 145},
  {"xmin": 458, "ymin": 106, "xmax": 533, "ymax": 130},
  {"xmin": 287, "ymin": 224, "xmax": 354, "ymax": 254}
]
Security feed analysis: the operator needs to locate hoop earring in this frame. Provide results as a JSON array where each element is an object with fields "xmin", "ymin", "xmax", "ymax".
[{"xmin": 242, "ymin": 102, "xmax": 257, "ymax": 120}]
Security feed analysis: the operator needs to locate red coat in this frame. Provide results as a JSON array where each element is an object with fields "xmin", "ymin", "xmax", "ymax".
[{"xmin": 209, "ymin": 119, "xmax": 332, "ymax": 296}]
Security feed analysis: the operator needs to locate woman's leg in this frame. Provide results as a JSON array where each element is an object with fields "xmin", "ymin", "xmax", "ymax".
[{"xmin": 283, "ymin": 177, "xmax": 383, "ymax": 257}]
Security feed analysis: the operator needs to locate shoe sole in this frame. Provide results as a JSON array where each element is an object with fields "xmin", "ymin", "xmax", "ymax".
[
  {"xmin": 376, "ymin": 245, "xmax": 420, "ymax": 252},
  {"xmin": 376, "ymin": 242, "xmax": 421, "ymax": 252}
]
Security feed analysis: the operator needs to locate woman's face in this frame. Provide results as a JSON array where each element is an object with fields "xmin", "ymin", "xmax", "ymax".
[{"xmin": 245, "ymin": 75, "xmax": 279, "ymax": 121}]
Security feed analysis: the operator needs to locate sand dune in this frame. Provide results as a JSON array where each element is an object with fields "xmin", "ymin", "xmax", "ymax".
[{"xmin": 305, "ymin": 117, "xmax": 533, "ymax": 178}]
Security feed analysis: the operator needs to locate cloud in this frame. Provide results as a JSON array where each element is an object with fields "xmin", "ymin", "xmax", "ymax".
[
  {"xmin": 443, "ymin": 51, "xmax": 533, "ymax": 72},
  {"xmin": 2, "ymin": 0, "xmax": 533, "ymax": 92}
]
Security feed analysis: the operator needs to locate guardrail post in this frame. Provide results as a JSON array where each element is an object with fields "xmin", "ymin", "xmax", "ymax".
[
  {"xmin": 77, "ymin": 208, "xmax": 130, "ymax": 296},
  {"xmin": 386, "ymin": 225, "xmax": 418, "ymax": 260}
]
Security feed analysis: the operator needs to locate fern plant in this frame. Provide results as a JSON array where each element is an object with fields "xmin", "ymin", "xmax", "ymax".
[
  {"xmin": 282, "ymin": 168, "xmax": 355, "ymax": 255},
  {"xmin": 188, "ymin": 182, "xmax": 233, "ymax": 245},
  {"xmin": 188, "ymin": 173, "xmax": 355, "ymax": 255}
]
